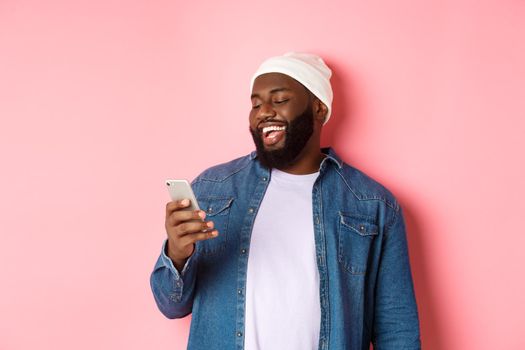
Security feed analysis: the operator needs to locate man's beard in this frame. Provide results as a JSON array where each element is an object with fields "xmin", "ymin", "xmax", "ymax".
[{"xmin": 250, "ymin": 106, "xmax": 314, "ymax": 169}]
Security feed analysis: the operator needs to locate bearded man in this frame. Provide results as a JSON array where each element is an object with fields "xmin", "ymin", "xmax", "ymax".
[{"xmin": 150, "ymin": 52, "xmax": 421, "ymax": 350}]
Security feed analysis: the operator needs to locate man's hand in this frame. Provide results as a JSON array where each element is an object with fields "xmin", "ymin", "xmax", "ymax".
[{"xmin": 165, "ymin": 199, "xmax": 218, "ymax": 272}]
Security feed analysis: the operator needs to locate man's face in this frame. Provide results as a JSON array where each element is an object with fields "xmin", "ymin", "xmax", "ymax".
[{"xmin": 249, "ymin": 73, "xmax": 314, "ymax": 169}]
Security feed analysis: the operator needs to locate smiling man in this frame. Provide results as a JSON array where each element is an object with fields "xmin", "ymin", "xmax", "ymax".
[
  {"xmin": 249, "ymin": 71, "xmax": 324, "ymax": 174},
  {"xmin": 150, "ymin": 52, "xmax": 421, "ymax": 350}
]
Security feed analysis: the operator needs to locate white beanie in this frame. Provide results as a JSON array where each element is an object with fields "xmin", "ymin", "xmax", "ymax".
[{"xmin": 250, "ymin": 52, "xmax": 333, "ymax": 124}]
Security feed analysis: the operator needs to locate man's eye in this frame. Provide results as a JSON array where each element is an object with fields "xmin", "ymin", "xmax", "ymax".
[
  {"xmin": 274, "ymin": 99, "xmax": 289, "ymax": 104},
  {"xmin": 252, "ymin": 104, "xmax": 261, "ymax": 109}
]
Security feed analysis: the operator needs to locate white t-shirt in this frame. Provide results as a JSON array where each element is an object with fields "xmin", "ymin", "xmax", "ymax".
[{"xmin": 244, "ymin": 168, "xmax": 320, "ymax": 350}]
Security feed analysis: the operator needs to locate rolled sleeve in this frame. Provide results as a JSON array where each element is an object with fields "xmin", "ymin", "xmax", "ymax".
[
  {"xmin": 150, "ymin": 239, "xmax": 198, "ymax": 319},
  {"xmin": 159, "ymin": 239, "xmax": 194, "ymax": 277}
]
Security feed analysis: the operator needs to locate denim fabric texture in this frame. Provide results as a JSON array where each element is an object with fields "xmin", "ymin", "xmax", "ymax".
[{"xmin": 150, "ymin": 147, "xmax": 421, "ymax": 350}]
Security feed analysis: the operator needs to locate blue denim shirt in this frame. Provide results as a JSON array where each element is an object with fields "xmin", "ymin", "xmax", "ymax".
[{"xmin": 150, "ymin": 147, "xmax": 421, "ymax": 350}]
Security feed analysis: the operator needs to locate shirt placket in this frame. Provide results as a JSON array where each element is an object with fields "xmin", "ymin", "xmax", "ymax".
[{"xmin": 235, "ymin": 169, "xmax": 271, "ymax": 350}]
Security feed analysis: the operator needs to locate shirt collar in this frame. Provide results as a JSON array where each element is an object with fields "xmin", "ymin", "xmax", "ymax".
[{"xmin": 320, "ymin": 147, "xmax": 343, "ymax": 169}]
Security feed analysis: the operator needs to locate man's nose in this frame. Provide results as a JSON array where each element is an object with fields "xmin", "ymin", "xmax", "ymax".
[{"xmin": 257, "ymin": 102, "xmax": 276, "ymax": 120}]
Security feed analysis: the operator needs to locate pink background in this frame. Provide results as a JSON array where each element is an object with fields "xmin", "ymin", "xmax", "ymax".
[{"xmin": 1, "ymin": 0, "xmax": 524, "ymax": 349}]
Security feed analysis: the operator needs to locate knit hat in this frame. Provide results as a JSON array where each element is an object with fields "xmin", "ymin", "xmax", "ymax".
[{"xmin": 250, "ymin": 52, "xmax": 333, "ymax": 124}]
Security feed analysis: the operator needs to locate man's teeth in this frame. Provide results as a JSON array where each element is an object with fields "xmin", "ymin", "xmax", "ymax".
[{"xmin": 262, "ymin": 125, "xmax": 286, "ymax": 135}]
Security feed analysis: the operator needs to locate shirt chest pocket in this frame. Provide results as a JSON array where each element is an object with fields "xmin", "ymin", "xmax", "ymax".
[
  {"xmin": 197, "ymin": 197, "xmax": 234, "ymax": 255},
  {"xmin": 337, "ymin": 212, "xmax": 379, "ymax": 275}
]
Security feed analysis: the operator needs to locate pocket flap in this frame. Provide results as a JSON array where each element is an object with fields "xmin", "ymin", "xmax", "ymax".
[
  {"xmin": 199, "ymin": 198, "xmax": 234, "ymax": 216},
  {"xmin": 339, "ymin": 213, "xmax": 379, "ymax": 236}
]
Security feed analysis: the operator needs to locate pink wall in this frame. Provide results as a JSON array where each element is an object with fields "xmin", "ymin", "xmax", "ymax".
[{"xmin": 1, "ymin": 1, "xmax": 524, "ymax": 349}]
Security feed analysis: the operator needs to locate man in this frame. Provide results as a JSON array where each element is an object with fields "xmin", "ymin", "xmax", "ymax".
[{"xmin": 150, "ymin": 52, "xmax": 421, "ymax": 349}]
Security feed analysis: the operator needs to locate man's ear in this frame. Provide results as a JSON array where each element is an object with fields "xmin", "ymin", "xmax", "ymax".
[{"xmin": 313, "ymin": 99, "xmax": 328, "ymax": 124}]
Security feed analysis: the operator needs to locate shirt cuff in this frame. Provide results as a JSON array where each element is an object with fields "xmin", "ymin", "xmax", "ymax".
[{"xmin": 160, "ymin": 239, "xmax": 193, "ymax": 278}]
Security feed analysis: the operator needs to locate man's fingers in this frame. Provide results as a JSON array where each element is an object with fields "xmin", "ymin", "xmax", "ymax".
[
  {"xmin": 167, "ymin": 208, "xmax": 206, "ymax": 226},
  {"xmin": 175, "ymin": 220, "xmax": 214, "ymax": 236},
  {"xmin": 181, "ymin": 230, "xmax": 219, "ymax": 245},
  {"xmin": 165, "ymin": 199, "xmax": 194, "ymax": 215}
]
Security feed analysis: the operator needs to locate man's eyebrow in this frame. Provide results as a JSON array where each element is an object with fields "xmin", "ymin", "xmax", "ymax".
[{"xmin": 250, "ymin": 87, "xmax": 292, "ymax": 99}]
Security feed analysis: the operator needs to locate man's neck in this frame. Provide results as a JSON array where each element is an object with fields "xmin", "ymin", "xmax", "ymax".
[{"xmin": 275, "ymin": 149, "xmax": 325, "ymax": 175}]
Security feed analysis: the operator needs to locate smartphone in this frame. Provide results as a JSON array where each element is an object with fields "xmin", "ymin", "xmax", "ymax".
[{"xmin": 165, "ymin": 179, "xmax": 200, "ymax": 211}]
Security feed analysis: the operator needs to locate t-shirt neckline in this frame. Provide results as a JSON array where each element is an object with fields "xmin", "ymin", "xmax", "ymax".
[{"xmin": 271, "ymin": 168, "xmax": 320, "ymax": 182}]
